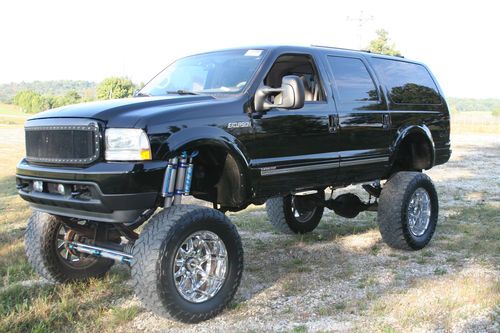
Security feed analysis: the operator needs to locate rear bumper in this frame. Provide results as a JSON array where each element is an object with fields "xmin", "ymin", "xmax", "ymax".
[{"xmin": 16, "ymin": 159, "xmax": 166, "ymax": 223}]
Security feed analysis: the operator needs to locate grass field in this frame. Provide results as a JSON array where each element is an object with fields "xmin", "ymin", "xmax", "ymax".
[
  {"xmin": 0, "ymin": 103, "xmax": 23, "ymax": 115},
  {"xmin": 0, "ymin": 103, "xmax": 28, "ymax": 125},
  {"xmin": 451, "ymin": 111, "xmax": 500, "ymax": 135},
  {"xmin": 0, "ymin": 109, "xmax": 498, "ymax": 332}
]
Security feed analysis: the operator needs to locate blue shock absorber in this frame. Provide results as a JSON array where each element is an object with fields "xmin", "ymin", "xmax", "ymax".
[
  {"xmin": 184, "ymin": 151, "xmax": 198, "ymax": 196},
  {"xmin": 161, "ymin": 159, "xmax": 174, "ymax": 197},
  {"xmin": 184, "ymin": 162, "xmax": 194, "ymax": 196},
  {"xmin": 173, "ymin": 152, "xmax": 188, "ymax": 204},
  {"xmin": 164, "ymin": 157, "xmax": 178, "ymax": 207}
]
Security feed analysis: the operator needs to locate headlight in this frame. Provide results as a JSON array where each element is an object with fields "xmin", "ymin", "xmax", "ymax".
[{"xmin": 105, "ymin": 128, "xmax": 152, "ymax": 161}]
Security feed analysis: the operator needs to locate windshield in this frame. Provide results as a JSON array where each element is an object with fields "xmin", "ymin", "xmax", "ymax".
[{"xmin": 140, "ymin": 49, "xmax": 266, "ymax": 96}]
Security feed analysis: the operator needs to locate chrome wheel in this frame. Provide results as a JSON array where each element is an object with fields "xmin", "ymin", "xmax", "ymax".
[
  {"xmin": 407, "ymin": 188, "xmax": 431, "ymax": 236},
  {"xmin": 173, "ymin": 231, "xmax": 228, "ymax": 303},
  {"xmin": 291, "ymin": 196, "xmax": 316, "ymax": 223}
]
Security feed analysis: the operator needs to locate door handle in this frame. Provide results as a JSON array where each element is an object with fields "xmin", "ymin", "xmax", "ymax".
[
  {"xmin": 382, "ymin": 114, "xmax": 391, "ymax": 129},
  {"xmin": 328, "ymin": 114, "xmax": 339, "ymax": 134}
]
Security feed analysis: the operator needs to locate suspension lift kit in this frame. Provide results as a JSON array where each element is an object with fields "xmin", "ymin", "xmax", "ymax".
[
  {"xmin": 67, "ymin": 151, "xmax": 199, "ymax": 265},
  {"xmin": 162, "ymin": 151, "xmax": 198, "ymax": 208}
]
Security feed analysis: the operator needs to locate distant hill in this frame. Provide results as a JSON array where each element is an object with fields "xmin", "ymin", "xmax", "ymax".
[
  {"xmin": 447, "ymin": 97, "xmax": 500, "ymax": 112},
  {"xmin": 0, "ymin": 80, "xmax": 96, "ymax": 103}
]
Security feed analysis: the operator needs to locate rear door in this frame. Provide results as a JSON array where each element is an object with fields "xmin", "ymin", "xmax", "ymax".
[{"xmin": 325, "ymin": 54, "xmax": 392, "ymax": 183}]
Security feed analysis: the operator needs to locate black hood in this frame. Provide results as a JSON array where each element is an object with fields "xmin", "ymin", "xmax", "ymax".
[{"xmin": 28, "ymin": 95, "xmax": 219, "ymax": 127}]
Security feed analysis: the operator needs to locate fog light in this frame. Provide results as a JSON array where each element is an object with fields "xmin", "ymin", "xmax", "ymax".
[
  {"xmin": 57, "ymin": 184, "xmax": 65, "ymax": 195},
  {"xmin": 33, "ymin": 180, "xmax": 43, "ymax": 192}
]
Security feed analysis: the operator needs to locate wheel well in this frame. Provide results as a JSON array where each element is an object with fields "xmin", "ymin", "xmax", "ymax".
[
  {"xmin": 392, "ymin": 133, "xmax": 433, "ymax": 172},
  {"xmin": 189, "ymin": 145, "xmax": 248, "ymax": 208}
]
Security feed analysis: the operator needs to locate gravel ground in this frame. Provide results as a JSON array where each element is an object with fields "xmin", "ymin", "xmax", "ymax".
[
  {"xmin": 3, "ymin": 127, "xmax": 498, "ymax": 332},
  {"xmin": 117, "ymin": 134, "xmax": 499, "ymax": 333}
]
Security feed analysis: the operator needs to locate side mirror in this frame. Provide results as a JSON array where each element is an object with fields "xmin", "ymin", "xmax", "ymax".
[
  {"xmin": 254, "ymin": 75, "xmax": 305, "ymax": 112},
  {"xmin": 133, "ymin": 89, "xmax": 140, "ymax": 97}
]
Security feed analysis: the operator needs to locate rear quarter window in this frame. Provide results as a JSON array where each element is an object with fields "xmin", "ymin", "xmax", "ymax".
[{"xmin": 371, "ymin": 58, "xmax": 441, "ymax": 105}]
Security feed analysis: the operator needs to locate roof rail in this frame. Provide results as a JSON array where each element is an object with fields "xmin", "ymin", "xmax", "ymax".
[
  {"xmin": 311, "ymin": 45, "xmax": 370, "ymax": 53},
  {"xmin": 311, "ymin": 44, "xmax": 404, "ymax": 58}
]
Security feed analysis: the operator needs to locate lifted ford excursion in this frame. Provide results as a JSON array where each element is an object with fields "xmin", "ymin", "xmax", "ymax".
[{"xmin": 17, "ymin": 45, "xmax": 451, "ymax": 322}]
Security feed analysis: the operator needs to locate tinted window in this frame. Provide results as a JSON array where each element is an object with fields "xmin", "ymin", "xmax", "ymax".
[
  {"xmin": 328, "ymin": 56, "xmax": 378, "ymax": 103},
  {"xmin": 141, "ymin": 49, "xmax": 266, "ymax": 96},
  {"xmin": 371, "ymin": 58, "xmax": 441, "ymax": 104}
]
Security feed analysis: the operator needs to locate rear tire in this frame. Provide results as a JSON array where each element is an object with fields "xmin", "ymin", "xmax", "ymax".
[
  {"xmin": 131, "ymin": 205, "xmax": 243, "ymax": 323},
  {"xmin": 24, "ymin": 211, "xmax": 114, "ymax": 283},
  {"xmin": 266, "ymin": 190, "xmax": 324, "ymax": 234},
  {"xmin": 377, "ymin": 172, "xmax": 438, "ymax": 250}
]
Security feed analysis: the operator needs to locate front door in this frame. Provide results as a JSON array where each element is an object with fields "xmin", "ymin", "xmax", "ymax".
[{"xmin": 249, "ymin": 53, "xmax": 339, "ymax": 197}]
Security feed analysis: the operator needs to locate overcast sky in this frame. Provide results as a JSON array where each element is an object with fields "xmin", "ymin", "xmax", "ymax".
[{"xmin": 1, "ymin": 0, "xmax": 498, "ymax": 98}]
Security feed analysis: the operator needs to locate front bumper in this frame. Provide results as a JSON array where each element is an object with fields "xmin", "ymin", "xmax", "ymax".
[{"xmin": 16, "ymin": 159, "xmax": 167, "ymax": 223}]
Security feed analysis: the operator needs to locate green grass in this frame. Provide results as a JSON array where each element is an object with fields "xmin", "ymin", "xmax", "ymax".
[
  {"xmin": 435, "ymin": 204, "xmax": 500, "ymax": 257},
  {"xmin": 0, "ymin": 103, "xmax": 28, "ymax": 125},
  {"xmin": 0, "ymin": 126, "xmax": 137, "ymax": 332},
  {"xmin": 0, "ymin": 103, "xmax": 23, "ymax": 116},
  {"xmin": 229, "ymin": 211, "xmax": 273, "ymax": 232},
  {"xmin": 434, "ymin": 267, "xmax": 447, "ymax": 276},
  {"xmin": 283, "ymin": 258, "xmax": 312, "ymax": 273},
  {"xmin": 0, "ymin": 129, "xmax": 33, "ymax": 288},
  {"xmin": 317, "ymin": 301, "xmax": 348, "ymax": 316},
  {"xmin": 290, "ymin": 325, "xmax": 308, "ymax": 333},
  {"xmin": 0, "ymin": 268, "xmax": 136, "ymax": 333}
]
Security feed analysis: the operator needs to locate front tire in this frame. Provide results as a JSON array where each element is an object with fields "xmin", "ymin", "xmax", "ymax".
[
  {"xmin": 131, "ymin": 205, "xmax": 243, "ymax": 323},
  {"xmin": 266, "ymin": 190, "xmax": 325, "ymax": 234},
  {"xmin": 24, "ymin": 211, "xmax": 114, "ymax": 283},
  {"xmin": 377, "ymin": 172, "xmax": 438, "ymax": 250}
]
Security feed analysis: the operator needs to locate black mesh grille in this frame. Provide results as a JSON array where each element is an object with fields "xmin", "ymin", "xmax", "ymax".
[{"xmin": 25, "ymin": 123, "xmax": 100, "ymax": 165}]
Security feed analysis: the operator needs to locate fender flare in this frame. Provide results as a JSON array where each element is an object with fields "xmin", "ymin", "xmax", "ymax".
[
  {"xmin": 390, "ymin": 125, "xmax": 436, "ymax": 169},
  {"xmin": 160, "ymin": 126, "xmax": 251, "ymax": 206},
  {"xmin": 162, "ymin": 126, "xmax": 250, "ymax": 165}
]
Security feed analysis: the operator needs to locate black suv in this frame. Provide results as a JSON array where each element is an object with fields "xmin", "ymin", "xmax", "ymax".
[{"xmin": 16, "ymin": 45, "xmax": 451, "ymax": 322}]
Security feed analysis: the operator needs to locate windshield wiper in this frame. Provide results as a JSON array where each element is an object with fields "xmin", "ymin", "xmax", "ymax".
[
  {"xmin": 166, "ymin": 89, "xmax": 199, "ymax": 95},
  {"xmin": 134, "ymin": 92, "xmax": 150, "ymax": 97}
]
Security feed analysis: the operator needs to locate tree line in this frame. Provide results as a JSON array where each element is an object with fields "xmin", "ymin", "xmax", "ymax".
[
  {"xmin": 3, "ymin": 29, "xmax": 499, "ymax": 114},
  {"xmin": 6, "ymin": 77, "xmax": 500, "ymax": 115},
  {"xmin": 447, "ymin": 97, "xmax": 500, "ymax": 112},
  {"xmin": 9, "ymin": 77, "xmax": 139, "ymax": 114},
  {"xmin": 0, "ymin": 80, "xmax": 95, "ymax": 103}
]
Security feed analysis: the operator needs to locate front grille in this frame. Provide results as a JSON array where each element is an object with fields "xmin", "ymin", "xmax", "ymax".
[{"xmin": 25, "ymin": 121, "xmax": 100, "ymax": 165}]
